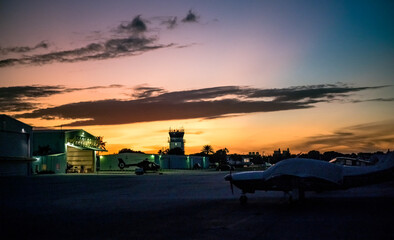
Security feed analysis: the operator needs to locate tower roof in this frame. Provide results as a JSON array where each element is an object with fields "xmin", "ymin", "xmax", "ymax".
[{"xmin": 169, "ymin": 128, "xmax": 184, "ymax": 138}]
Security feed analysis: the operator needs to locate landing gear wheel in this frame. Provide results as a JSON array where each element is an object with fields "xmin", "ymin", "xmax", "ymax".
[
  {"xmin": 240, "ymin": 195, "xmax": 248, "ymax": 205},
  {"xmin": 118, "ymin": 162, "xmax": 125, "ymax": 169}
]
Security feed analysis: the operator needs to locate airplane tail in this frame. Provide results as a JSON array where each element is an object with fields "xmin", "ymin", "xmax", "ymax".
[
  {"xmin": 373, "ymin": 151, "xmax": 394, "ymax": 169},
  {"xmin": 342, "ymin": 152, "xmax": 394, "ymax": 188}
]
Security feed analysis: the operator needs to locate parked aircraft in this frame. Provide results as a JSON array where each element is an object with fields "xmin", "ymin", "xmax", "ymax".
[
  {"xmin": 225, "ymin": 152, "xmax": 394, "ymax": 204},
  {"xmin": 118, "ymin": 158, "xmax": 160, "ymax": 172}
]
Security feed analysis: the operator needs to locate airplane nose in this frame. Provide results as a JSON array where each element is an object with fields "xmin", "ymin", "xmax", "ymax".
[{"xmin": 224, "ymin": 174, "xmax": 232, "ymax": 181}]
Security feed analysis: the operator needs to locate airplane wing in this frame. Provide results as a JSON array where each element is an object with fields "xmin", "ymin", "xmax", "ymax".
[
  {"xmin": 226, "ymin": 152, "xmax": 394, "ymax": 194},
  {"xmin": 228, "ymin": 159, "xmax": 344, "ymax": 193}
]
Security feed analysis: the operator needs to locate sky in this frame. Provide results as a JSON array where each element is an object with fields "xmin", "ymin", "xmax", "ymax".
[{"xmin": 1, "ymin": 0, "xmax": 393, "ymax": 155}]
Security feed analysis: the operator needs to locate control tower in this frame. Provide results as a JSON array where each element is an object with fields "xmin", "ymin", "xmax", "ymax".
[{"xmin": 168, "ymin": 128, "xmax": 185, "ymax": 152}]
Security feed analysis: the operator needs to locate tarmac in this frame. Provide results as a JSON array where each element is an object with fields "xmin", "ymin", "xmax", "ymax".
[{"xmin": 1, "ymin": 170, "xmax": 393, "ymax": 239}]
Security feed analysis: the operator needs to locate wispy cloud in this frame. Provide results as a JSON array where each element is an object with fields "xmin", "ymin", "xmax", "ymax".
[
  {"xmin": 0, "ymin": 10, "xmax": 205, "ymax": 68},
  {"xmin": 158, "ymin": 9, "xmax": 200, "ymax": 29},
  {"xmin": 0, "ymin": 41, "xmax": 49, "ymax": 55},
  {"xmin": 294, "ymin": 120, "xmax": 394, "ymax": 153},
  {"xmin": 13, "ymin": 84, "xmax": 389, "ymax": 126},
  {"xmin": 182, "ymin": 10, "xmax": 199, "ymax": 23},
  {"xmin": 351, "ymin": 97, "xmax": 394, "ymax": 103},
  {"xmin": 0, "ymin": 85, "xmax": 123, "ymax": 112},
  {"xmin": 117, "ymin": 15, "xmax": 148, "ymax": 33},
  {"xmin": 0, "ymin": 36, "xmax": 172, "ymax": 67},
  {"xmin": 161, "ymin": 17, "xmax": 178, "ymax": 29},
  {"xmin": 132, "ymin": 86, "xmax": 167, "ymax": 99}
]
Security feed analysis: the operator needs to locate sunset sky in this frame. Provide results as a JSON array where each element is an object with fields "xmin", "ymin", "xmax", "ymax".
[{"xmin": 1, "ymin": 0, "xmax": 393, "ymax": 155}]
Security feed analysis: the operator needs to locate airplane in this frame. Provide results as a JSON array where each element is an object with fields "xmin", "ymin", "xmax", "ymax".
[
  {"xmin": 118, "ymin": 158, "xmax": 160, "ymax": 172},
  {"xmin": 225, "ymin": 152, "xmax": 394, "ymax": 204}
]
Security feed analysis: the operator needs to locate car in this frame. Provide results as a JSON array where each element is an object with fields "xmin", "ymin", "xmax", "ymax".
[{"xmin": 216, "ymin": 164, "xmax": 235, "ymax": 171}]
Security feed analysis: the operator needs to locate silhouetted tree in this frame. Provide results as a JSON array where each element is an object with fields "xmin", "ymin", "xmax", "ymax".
[
  {"xmin": 34, "ymin": 145, "xmax": 51, "ymax": 156},
  {"xmin": 158, "ymin": 148, "xmax": 169, "ymax": 155},
  {"xmin": 210, "ymin": 148, "xmax": 229, "ymax": 164},
  {"xmin": 118, "ymin": 148, "xmax": 145, "ymax": 154},
  {"xmin": 97, "ymin": 136, "xmax": 106, "ymax": 150},
  {"xmin": 322, "ymin": 151, "xmax": 344, "ymax": 161},
  {"xmin": 201, "ymin": 145, "xmax": 214, "ymax": 155},
  {"xmin": 307, "ymin": 150, "xmax": 321, "ymax": 160}
]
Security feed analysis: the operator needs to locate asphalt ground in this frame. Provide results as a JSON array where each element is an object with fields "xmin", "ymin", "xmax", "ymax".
[{"xmin": 1, "ymin": 170, "xmax": 393, "ymax": 240}]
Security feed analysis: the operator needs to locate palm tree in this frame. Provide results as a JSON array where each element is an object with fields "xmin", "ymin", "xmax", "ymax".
[
  {"xmin": 97, "ymin": 136, "xmax": 106, "ymax": 150},
  {"xmin": 201, "ymin": 145, "xmax": 214, "ymax": 155}
]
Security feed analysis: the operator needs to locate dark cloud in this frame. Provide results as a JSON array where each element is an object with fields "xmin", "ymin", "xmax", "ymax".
[
  {"xmin": 0, "ymin": 85, "xmax": 123, "ymax": 112},
  {"xmin": 295, "ymin": 120, "xmax": 394, "ymax": 153},
  {"xmin": 246, "ymin": 84, "xmax": 386, "ymax": 102},
  {"xmin": 14, "ymin": 84, "xmax": 388, "ymax": 126},
  {"xmin": 0, "ymin": 41, "xmax": 49, "ymax": 55},
  {"xmin": 351, "ymin": 97, "xmax": 394, "ymax": 103},
  {"xmin": 161, "ymin": 17, "xmax": 177, "ymax": 29},
  {"xmin": 132, "ymin": 86, "xmax": 167, "ymax": 99},
  {"xmin": 0, "ymin": 10, "xmax": 205, "ymax": 68},
  {"xmin": 182, "ymin": 10, "xmax": 199, "ymax": 23},
  {"xmin": 0, "ymin": 85, "xmax": 64, "ymax": 112},
  {"xmin": 15, "ymin": 98, "xmax": 311, "ymax": 126},
  {"xmin": 0, "ymin": 36, "xmax": 172, "ymax": 67},
  {"xmin": 118, "ymin": 15, "xmax": 148, "ymax": 33}
]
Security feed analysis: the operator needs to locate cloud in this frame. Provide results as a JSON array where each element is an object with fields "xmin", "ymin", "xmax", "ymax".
[
  {"xmin": 294, "ymin": 120, "xmax": 394, "ymax": 153},
  {"xmin": 182, "ymin": 10, "xmax": 199, "ymax": 23},
  {"xmin": 0, "ymin": 85, "xmax": 123, "ymax": 112},
  {"xmin": 13, "ymin": 84, "xmax": 388, "ymax": 126},
  {"xmin": 161, "ymin": 17, "xmax": 178, "ymax": 29},
  {"xmin": 158, "ymin": 9, "xmax": 202, "ymax": 29},
  {"xmin": 0, "ymin": 85, "xmax": 64, "ymax": 112},
  {"xmin": 0, "ymin": 36, "xmax": 172, "ymax": 67},
  {"xmin": 0, "ymin": 41, "xmax": 49, "ymax": 55},
  {"xmin": 351, "ymin": 97, "xmax": 394, "ymax": 103},
  {"xmin": 132, "ymin": 86, "xmax": 167, "ymax": 99},
  {"xmin": 0, "ymin": 10, "xmax": 205, "ymax": 68},
  {"xmin": 246, "ymin": 84, "xmax": 387, "ymax": 102},
  {"xmin": 118, "ymin": 15, "xmax": 148, "ymax": 33},
  {"xmin": 15, "ymin": 98, "xmax": 311, "ymax": 126}
]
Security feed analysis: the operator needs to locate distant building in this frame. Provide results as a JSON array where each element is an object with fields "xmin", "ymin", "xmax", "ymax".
[
  {"xmin": 272, "ymin": 148, "xmax": 291, "ymax": 163},
  {"xmin": 248, "ymin": 152, "xmax": 260, "ymax": 156},
  {"xmin": 273, "ymin": 148, "xmax": 282, "ymax": 158},
  {"xmin": 33, "ymin": 129, "xmax": 106, "ymax": 173},
  {"xmin": 168, "ymin": 128, "xmax": 185, "ymax": 152},
  {"xmin": 0, "ymin": 115, "xmax": 35, "ymax": 176},
  {"xmin": 282, "ymin": 148, "xmax": 291, "ymax": 158},
  {"xmin": 99, "ymin": 152, "xmax": 209, "ymax": 170}
]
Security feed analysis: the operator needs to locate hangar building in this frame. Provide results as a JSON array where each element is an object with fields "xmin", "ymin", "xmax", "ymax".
[
  {"xmin": 99, "ymin": 152, "xmax": 209, "ymax": 171},
  {"xmin": 0, "ymin": 115, "xmax": 35, "ymax": 176},
  {"xmin": 33, "ymin": 129, "xmax": 106, "ymax": 173}
]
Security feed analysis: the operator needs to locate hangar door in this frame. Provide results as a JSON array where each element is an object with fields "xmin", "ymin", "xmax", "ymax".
[{"xmin": 67, "ymin": 146, "xmax": 94, "ymax": 173}]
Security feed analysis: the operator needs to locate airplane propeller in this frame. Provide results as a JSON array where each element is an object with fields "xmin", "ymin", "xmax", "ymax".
[
  {"xmin": 229, "ymin": 168, "xmax": 234, "ymax": 195},
  {"xmin": 224, "ymin": 168, "xmax": 234, "ymax": 195}
]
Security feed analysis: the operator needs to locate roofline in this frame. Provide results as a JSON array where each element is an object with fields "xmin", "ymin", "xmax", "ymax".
[
  {"xmin": 0, "ymin": 114, "xmax": 33, "ymax": 129},
  {"xmin": 33, "ymin": 129, "xmax": 83, "ymax": 132}
]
